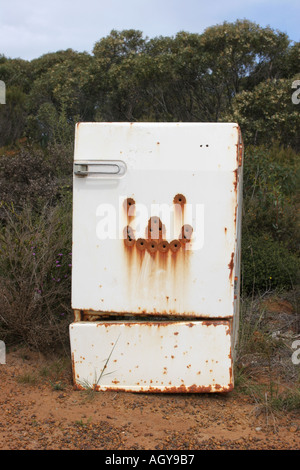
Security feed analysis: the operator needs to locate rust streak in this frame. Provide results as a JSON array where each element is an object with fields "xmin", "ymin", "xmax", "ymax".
[
  {"xmin": 123, "ymin": 197, "xmax": 136, "ymax": 218},
  {"xmin": 233, "ymin": 168, "xmax": 238, "ymax": 192},
  {"xmin": 228, "ymin": 252, "xmax": 234, "ymax": 281},
  {"xmin": 179, "ymin": 224, "xmax": 193, "ymax": 243},
  {"xmin": 169, "ymin": 239, "xmax": 181, "ymax": 253}
]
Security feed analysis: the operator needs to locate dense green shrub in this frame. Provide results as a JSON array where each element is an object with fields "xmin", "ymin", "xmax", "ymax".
[
  {"xmin": 241, "ymin": 144, "xmax": 300, "ymax": 293},
  {"xmin": 241, "ymin": 233, "xmax": 300, "ymax": 294}
]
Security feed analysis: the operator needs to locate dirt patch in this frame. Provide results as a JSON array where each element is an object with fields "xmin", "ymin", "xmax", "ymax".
[{"xmin": 0, "ymin": 346, "xmax": 299, "ymax": 450}]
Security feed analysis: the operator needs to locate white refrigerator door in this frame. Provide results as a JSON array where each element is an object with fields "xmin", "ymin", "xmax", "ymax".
[{"xmin": 72, "ymin": 122, "xmax": 242, "ymax": 319}]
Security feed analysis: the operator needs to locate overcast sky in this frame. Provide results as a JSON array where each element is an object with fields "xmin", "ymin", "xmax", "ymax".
[{"xmin": 0, "ymin": 0, "xmax": 299, "ymax": 61}]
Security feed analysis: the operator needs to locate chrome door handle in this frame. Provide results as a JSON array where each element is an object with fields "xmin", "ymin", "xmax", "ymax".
[{"xmin": 74, "ymin": 161, "xmax": 127, "ymax": 177}]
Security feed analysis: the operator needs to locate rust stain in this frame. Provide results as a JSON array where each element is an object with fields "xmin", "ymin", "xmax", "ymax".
[
  {"xmin": 147, "ymin": 240, "xmax": 158, "ymax": 254},
  {"xmin": 238, "ymin": 128, "xmax": 244, "ymax": 167},
  {"xmin": 173, "ymin": 194, "xmax": 186, "ymax": 205},
  {"xmin": 169, "ymin": 239, "xmax": 181, "ymax": 253},
  {"xmin": 74, "ymin": 379, "xmax": 233, "ymax": 393},
  {"xmin": 80, "ymin": 309, "xmax": 222, "ymax": 320},
  {"xmin": 228, "ymin": 252, "xmax": 234, "ymax": 281},
  {"xmin": 123, "ymin": 197, "xmax": 135, "ymax": 214},
  {"xmin": 123, "ymin": 225, "xmax": 135, "ymax": 247},
  {"xmin": 120, "ymin": 194, "xmax": 193, "ymax": 315},
  {"xmin": 173, "ymin": 194, "xmax": 186, "ymax": 228},
  {"xmin": 158, "ymin": 240, "xmax": 169, "ymax": 253},
  {"xmin": 147, "ymin": 216, "xmax": 166, "ymax": 240},
  {"xmin": 142, "ymin": 383, "xmax": 231, "ymax": 393},
  {"xmin": 135, "ymin": 238, "xmax": 147, "ymax": 252},
  {"xmin": 179, "ymin": 224, "xmax": 193, "ymax": 243},
  {"xmin": 123, "ymin": 197, "xmax": 136, "ymax": 233},
  {"xmin": 73, "ymin": 309, "xmax": 82, "ymax": 322},
  {"xmin": 233, "ymin": 168, "xmax": 238, "ymax": 192}
]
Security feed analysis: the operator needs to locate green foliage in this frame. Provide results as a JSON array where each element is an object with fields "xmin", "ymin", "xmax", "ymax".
[
  {"xmin": 241, "ymin": 144, "xmax": 300, "ymax": 293},
  {"xmin": 227, "ymin": 77, "xmax": 300, "ymax": 149},
  {"xmin": 0, "ymin": 58, "xmax": 32, "ymax": 93},
  {"xmin": 0, "ymin": 86, "xmax": 27, "ymax": 146},
  {"xmin": 242, "ymin": 144, "xmax": 300, "ymax": 250},
  {"xmin": 241, "ymin": 233, "xmax": 299, "ymax": 294},
  {"xmin": 201, "ymin": 20, "xmax": 290, "ymax": 94},
  {"xmin": 0, "ymin": 20, "xmax": 298, "ymax": 146}
]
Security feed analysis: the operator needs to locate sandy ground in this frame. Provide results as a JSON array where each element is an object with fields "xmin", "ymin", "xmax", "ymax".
[{"xmin": 0, "ymin": 346, "xmax": 299, "ymax": 451}]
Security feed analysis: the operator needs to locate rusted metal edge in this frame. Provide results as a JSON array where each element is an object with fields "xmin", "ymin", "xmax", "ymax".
[
  {"xmin": 72, "ymin": 382, "xmax": 234, "ymax": 394},
  {"xmin": 73, "ymin": 309, "xmax": 234, "ymax": 322},
  {"xmin": 233, "ymin": 124, "xmax": 244, "ymax": 168}
]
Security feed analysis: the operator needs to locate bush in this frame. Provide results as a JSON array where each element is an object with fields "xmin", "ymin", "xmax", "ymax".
[
  {"xmin": 242, "ymin": 144, "xmax": 300, "ymax": 251},
  {"xmin": 0, "ymin": 201, "xmax": 73, "ymax": 352},
  {"xmin": 0, "ymin": 143, "xmax": 73, "ymax": 221},
  {"xmin": 241, "ymin": 233, "xmax": 300, "ymax": 295}
]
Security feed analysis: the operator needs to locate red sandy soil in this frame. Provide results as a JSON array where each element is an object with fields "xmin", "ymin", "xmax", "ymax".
[{"xmin": 0, "ymin": 347, "xmax": 299, "ymax": 451}]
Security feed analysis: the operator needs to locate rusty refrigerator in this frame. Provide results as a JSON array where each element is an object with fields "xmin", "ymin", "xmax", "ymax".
[{"xmin": 70, "ymin": 122, "xmax": 243, "ymax": 393}]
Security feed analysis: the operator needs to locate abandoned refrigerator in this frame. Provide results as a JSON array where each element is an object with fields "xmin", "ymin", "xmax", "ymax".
[{"xmin": 70, "ymin": 122, "xmax": 243, "ymax": 393}]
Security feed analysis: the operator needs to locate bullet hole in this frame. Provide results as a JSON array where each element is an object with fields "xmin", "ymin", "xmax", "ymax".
[
  {"xmin": 173, "ymin": 194, "xmax": 186, "ymax": 205},
  {"xmin": 158, "ymin": 240, "xmax": 170, "ymax": 253},
  {"xmin": 124, "ymin": 237, "xmax": 135, "ymax": 247},
  {"xmin": 170, "ymin": 240, "xmax": 181, "ymax": 253},
  {"xmin": 147, "ymin": 240, "xmax": 158, "ymax": 253},
  {"xmin": 136, "ymin": 238, "xmax": 147, "ymax": 251}
]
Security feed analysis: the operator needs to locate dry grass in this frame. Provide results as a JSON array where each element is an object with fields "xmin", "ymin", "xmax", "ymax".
[
  {"xmin": 235, "ymin": 288, "xmax": 300, "ymax": 411},
  {"xmin": 0, "ymin": 202, "xmax": 72, "ymax": 352}
]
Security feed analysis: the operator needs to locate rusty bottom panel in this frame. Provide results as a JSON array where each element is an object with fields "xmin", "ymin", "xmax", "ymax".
[{"xmin": 70, "ymin": 320, "xmax": 233, "ymax": 393}]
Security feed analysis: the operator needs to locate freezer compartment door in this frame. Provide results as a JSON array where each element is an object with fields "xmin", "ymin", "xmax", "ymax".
[{"xmin": 70, "ymin": 320, "xmax": 234, "ymax": 393}]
